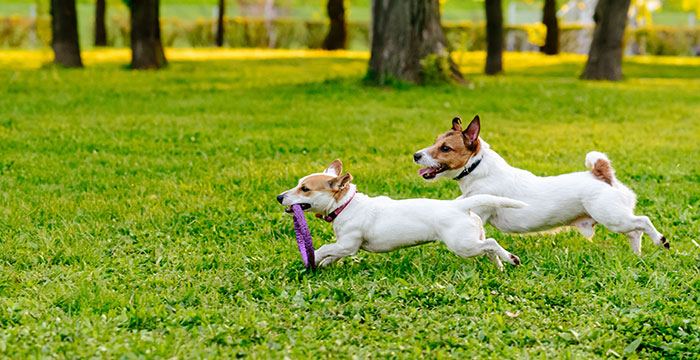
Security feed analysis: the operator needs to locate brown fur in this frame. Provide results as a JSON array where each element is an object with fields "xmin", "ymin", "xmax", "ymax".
[
  {"xmin": 426, "ymin": 130, "xmax": 481, "ymax": 171},
  {"xmin": 326, "ymin": 159, "xmax": 342, "ymax": 176},
  {"xmin": 297, "ymin": 174, "xmax": 335, "ymax": 197},
  {"xmin": 296, "ymin": 172, "xmax": 353, "ymax": 201},
  {"xmin": 330, "ymin": 173, "xmax": 353, "ymax": 201},
  {"xmin": 591, "ymin": 159, "xmax": 614, "ymax": 186}
]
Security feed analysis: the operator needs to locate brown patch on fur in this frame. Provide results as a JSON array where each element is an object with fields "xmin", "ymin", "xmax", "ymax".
[
  {"xmin": 330, "ymin": 173, "xmax": 353, "ymax": 201},
  {"xmin": 452, "ymin": 117, "xmax": 463, "ymax": 131},
  {"xmin": 326, "ymin": 159, "xmax": 342, "ymax": 175},
  {"xmin": 296, "ymin": 174, "xmax": 335, "ymax": 197},
  {"xmin": 297, "ymin": 173, "xmax": 353, "ymax": 201},
  {"xmin": 425, "ymin": 130, "xmax": 482, "ymax": 171},
  {"xmin": 591, "ymin": 159, "xmax": 614, "ymax": 186}
]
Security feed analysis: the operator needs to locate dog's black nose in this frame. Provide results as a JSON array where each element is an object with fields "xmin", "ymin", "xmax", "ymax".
[
  {"xmin": 413, "ymin": 153, "xmax": 422, "ymax": 162},
  {"xmin": 276, "ymin": 194, "xmax": 284, "ymax": 204}
]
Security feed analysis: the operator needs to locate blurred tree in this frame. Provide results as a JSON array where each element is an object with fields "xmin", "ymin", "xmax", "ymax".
[
  {"xmin": 216, "ymin": 0, "xmax": 225, "ymax": 47},
  {"xmin": 129, "ymin": 0, "xmax": 167, "ymax": 69},
  {"xmin": 367, "ymin": 0, "xmax": 462, "ymax": 84},
  {"xmin": 540, "ymin": 0, "xmax": 559, "ymax": 54},
  {"xmin": 95, "ymin": 0, "xmax": 107, "ymax": 46},
  {"xmin": 51, "ymin": 0, "xmax": 83, "ymax": 67},
  {"xmin": 322, "ymin": 0, "xmax": 346, "ymax": 50},
  {"xmin": 485, "ymin": 0, "xmax": 503, "ymax": 74},
  {"xmin": 581, "ymin": 0, "xmax": 631, "ymax": 80}
]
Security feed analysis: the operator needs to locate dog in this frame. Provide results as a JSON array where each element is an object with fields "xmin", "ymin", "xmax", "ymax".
[
  {"xmin": 276, "ymin": 160, "xmax": 527, "ymax": 270},
  {"xmin": 413, "ymin": 116, "xmax": 668, "ymax": 255}
]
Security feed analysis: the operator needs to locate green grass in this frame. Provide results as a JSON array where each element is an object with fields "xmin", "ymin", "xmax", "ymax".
[{"xmin": 1, "ymin": 49, "xmax": 700, "ymax": 358}]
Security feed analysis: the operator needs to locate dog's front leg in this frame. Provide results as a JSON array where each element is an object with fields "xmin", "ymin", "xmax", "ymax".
[{"xmin": 314, "ymin": 231, "xmax": 363, "ymax": 268}]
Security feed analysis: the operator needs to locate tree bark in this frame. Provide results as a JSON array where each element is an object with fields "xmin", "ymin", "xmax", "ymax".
[
  {"xmin": 367, "ymin": 0, "xmax": 463, "ymax": 84},
  {"xmin": 322, "ymin": 0, "xmax": 346, "ymax": 50},
  {"xmin": 581, "ymin": 0, "xmax": 631, "ymax": 80},
  {"xmin": 95, "ymin": 0, "xmax": 107, "ymax": 46},
  {"xmin": 485, "ymin": 0, "xmax": 503, "ymax": 75},
  {"xmin": 130, "ymin": 0, "xmax": 167, "ymax": 69},
  {"xmin": 215, "ymin": 0, "xmax": 225, "ymax": 47},
  {"xmin": 540, "ymin": 0, "xmax": 559, "ymax": 55},
  {"xmin": 51, "ymin": 0, "xmax": 83, "ymax": 67}
]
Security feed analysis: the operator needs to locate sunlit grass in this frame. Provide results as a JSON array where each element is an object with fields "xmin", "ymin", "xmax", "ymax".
[{"xmin": 0, "ymin": 48, "xmax": 370, "ymax": 69}]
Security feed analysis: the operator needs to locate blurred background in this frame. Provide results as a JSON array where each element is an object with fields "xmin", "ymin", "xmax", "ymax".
[{"xmin": 1, "ymin": 0, "xmax": 698, "ymax": 56}]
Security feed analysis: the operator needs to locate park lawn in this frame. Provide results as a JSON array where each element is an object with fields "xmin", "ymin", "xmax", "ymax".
[{"xmin": 0, "ymin": 49, "xmax": 699, "ymax": 358}]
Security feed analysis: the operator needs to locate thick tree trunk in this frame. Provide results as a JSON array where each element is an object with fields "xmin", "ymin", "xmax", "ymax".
[
  {"xmin": 51, "ymin": 0, "xmax": 83, "ymax": 67},
  {"xmin": 215, "ymin": 0, "xmax": 225, "ymax": 47},
  {"xmin": 322, "ymin": 0, "xmax": 346, "ymax": 50},
  {"xmin": 94, "ymin": 0, "xmax": 107, "ymax": 46},
  {"xmin": 367, "ymin": 0, "xmax": 463, "ymax": 84},
  {"xmin": 540, "ymin": 0, "xmax": 559, "ymax": 55},
  {"xmin": 581, "ymin": 0, "xmax": 631, "ymax": 80},
  {"xmin": 95, "ymin": 0, "xmax": 107, "ymax": 46},
  {"xmin": 485, "ymin": 0, "xmax": 503, "ymax": 75},
  {"xmin": 130, "ymin": 0, "xmax": 167, "ymax": 69}
]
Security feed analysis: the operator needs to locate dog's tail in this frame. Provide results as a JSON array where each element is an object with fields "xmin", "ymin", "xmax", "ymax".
[
  {"xmin": 585, "ymin": 151, "xmax": 615, "ymax": 186},
  {"xmin": 456, "ymin": 194, "xmax": 527, "ymax": 212}
]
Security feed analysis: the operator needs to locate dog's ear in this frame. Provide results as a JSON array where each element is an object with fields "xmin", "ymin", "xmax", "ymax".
[
  {"xmin": 329, "ymin": 173, "xmax": 353, "ymax": 190},
  {"xmin": 323, "ymin": 159, "xmax": 343, "ymax": 176},
  {"xmin": 451, "ymin": 117, "xmax": 463, "ymax": 132},
  {"xmin": 463, "ymin": 115, "xmax": 480, "ymax": 143}
]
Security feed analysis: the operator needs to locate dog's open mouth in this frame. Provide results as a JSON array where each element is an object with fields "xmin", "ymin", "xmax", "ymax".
[
  {"xmin": 285, "ymin": 203, "xmax": 311, "ymax": 213},
  {"xmin": 418, "ymin": 165, "xmax": 447, "ymax": 179}
]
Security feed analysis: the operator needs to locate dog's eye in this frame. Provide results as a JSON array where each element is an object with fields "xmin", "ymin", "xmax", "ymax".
[
  {"xmin": 440, "ymin": 146, "xmax": 450, "ymax": 152},
  {"xmin": 301, "ymin": 186, "xmax": 310, "ymax": 192}
]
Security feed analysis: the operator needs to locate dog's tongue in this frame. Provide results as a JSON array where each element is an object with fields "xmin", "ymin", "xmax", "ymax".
[{"xmin": 418, "ymin": 168, "xmax": 431, "ymax": 176}]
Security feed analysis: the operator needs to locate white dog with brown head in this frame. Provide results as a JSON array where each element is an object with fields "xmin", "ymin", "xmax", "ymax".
[
  {"xmin": 413, "ymin": 116, "xmax": 668, "ymax": 255},
  {"xmin": 277, "ymin": 159, "xmax": 527, "ymax": 270}
]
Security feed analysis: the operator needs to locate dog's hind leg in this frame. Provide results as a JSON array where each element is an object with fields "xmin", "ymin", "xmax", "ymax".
[
  {"xmin": 626, "ymin": 231, "xmax": 643, "ymax": 255},
  {"xmin": 482, "ymin": 238, "xmax": 521, "ymax": 268},
  {"xmin": 571, "ymin": 215, "xmax": 596, "ymax": 240},
  {"xmin": 443, "ymin": 235, "xmax": 519, "ymax": 271},
  {"xmin": 485, "ymin": 252, "xmax": 504, "ymax": 271},
  {"xmin": 586, "ymin": 204, "xmax": 667, "ymax": 252}
]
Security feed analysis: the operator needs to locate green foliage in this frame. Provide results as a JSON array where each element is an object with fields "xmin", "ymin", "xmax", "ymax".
[
  {"xmin": 420, "ymin": 53, "xmax": 454, "ymax": 85},
  {"xmin": 0, "ymin": 50, "xmax": 699, "ymax": 357}
]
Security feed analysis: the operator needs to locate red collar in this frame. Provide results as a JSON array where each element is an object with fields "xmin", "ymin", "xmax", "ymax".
[{"xmin": 315, "ymin": 189, "xmax": 356, "ymax": 223}]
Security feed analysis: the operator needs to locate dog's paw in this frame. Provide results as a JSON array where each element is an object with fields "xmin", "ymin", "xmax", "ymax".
[
  {"xmin": 318, "ymin": 257, "xmax": 337, "ymax": 268},
  {"xmin": 660, "ymin": 236, "xmax": 670, "ymax": 249},
  {"xmin": 510, "ymin": 254, "xmax": 521, "ymax": 266}
]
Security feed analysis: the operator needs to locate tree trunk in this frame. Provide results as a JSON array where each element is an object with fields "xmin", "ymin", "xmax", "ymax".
[
  {"xmin": 94, "ymin": 0, "xmax": 107, "ymax": 46},
  {"xmin": 130, "ymin": 0, "xmax": 167, "ymax": 69},
  {"xmin": 215, "ymin": 0, "xmax": 225, "ymax": 47},
  {"xmin": 367, "ymin": 0, "xmax": 463, "ymax": 84},
  {"xmin": 540, "ymin": 0, "xmax": 559, "ymax": 55},
  {"xmin": 322, "ymin": 0, "xmax": 346, "ymax": 50},
  {"xmin": 51, "ymin": 0, "xmax": 83, "ymax": 67},
  {"xmin": 485, "ymin": 0, "xmax": 503, "ymax": 75},
  {"xmin": 581, "ymin": 0, "xmax": 631, "ymax": 80}
]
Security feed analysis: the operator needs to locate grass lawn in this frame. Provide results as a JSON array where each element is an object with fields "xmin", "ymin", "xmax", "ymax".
[{"xmin": 1, "ymin": 49, "xmax": 699, "ymax": 358}]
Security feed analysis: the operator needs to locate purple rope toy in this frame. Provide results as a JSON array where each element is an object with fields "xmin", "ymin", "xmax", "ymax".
[{"xmin": 291, "ymin": 204, "xmax": 316, "ymax": 270}]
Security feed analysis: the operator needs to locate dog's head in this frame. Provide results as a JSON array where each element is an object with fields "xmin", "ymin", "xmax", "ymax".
[
  {"xmin": 413, "ymin": 116, "xmax": 481, "ymax": 180},
  {"xmin": 276, "ymin": 159, "xmax": 354, "ymax": 214}
]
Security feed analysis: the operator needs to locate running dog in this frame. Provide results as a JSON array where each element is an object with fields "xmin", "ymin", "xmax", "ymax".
[
  {"xmin": 413, "ymin": 116, "xmax": 668, "ymax": 255},
  {"xmin": 277, "ymin": 160, "xmax": 526, "ymax": 270}
]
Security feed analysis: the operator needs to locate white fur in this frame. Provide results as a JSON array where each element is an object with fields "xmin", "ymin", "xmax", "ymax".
[
  {"xmin": 279, "ymin": 175, "xmax": 526, "ymax": 270},
  {"xmin": 415, "ymin": 140, "xmax": 667, "ymax": 255}
]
